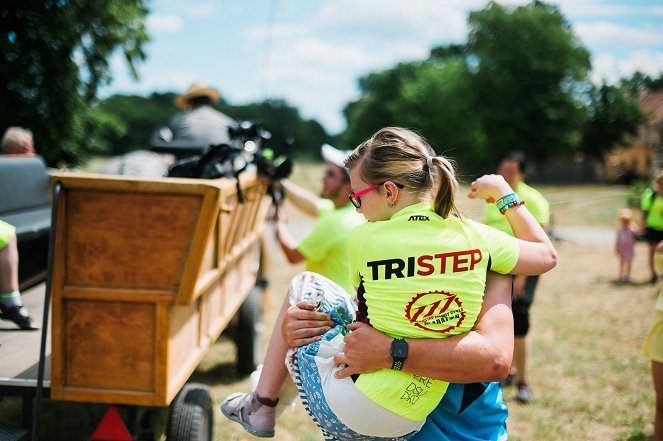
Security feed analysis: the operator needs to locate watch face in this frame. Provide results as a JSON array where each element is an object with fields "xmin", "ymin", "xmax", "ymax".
[{"xmin": 391, "ymin": 339, "xmax": 408, "ymax": 359}]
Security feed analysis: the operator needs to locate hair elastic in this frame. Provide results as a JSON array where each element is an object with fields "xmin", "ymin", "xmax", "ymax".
[{"xmin": 426, "ymin": 156, "xmax": 433, "ymax": 167}]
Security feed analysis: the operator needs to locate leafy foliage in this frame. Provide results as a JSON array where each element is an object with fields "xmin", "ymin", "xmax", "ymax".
[
  {"xmin": 581, "ymin": 82, "xmax": 646, "ymax": 160},
  {"xmin": 0, "ymin": 0, "xmax": 149, "ymax": 165},
  {"xmin": 98, "ymin": 94, "xmax": 331, "ymax": 160},
  {"xmin": 466, "ymin": 1, "xmax": 591, "ymax": 162}
]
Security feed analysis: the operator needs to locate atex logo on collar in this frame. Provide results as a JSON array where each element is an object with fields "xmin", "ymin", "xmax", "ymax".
[{"xmin": 408, "ymin": 215, "xmax": 430, "ymax": 221}]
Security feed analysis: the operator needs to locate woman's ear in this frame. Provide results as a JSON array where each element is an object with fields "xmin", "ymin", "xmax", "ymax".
[{"xmin": 383, "ymin": 181, "xmax": 400, "ymax": 204}]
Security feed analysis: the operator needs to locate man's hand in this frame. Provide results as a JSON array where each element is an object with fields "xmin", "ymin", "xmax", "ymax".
[
  {"xmin": 281, "ymin": 301, "xmax": 334, "ymax": 347},
  {"xmin": 333, "ymin": 322, "xmax": 392, "ymax": 379}
]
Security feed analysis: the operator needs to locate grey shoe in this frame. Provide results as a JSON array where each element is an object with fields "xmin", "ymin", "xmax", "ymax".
[
  {"xmin": 515, "ymin": 383, "xmax": 533, "ymax": 403},
  {"xmin": 221, "ymin": 392, "xmax": 275, "ymax": 437}
]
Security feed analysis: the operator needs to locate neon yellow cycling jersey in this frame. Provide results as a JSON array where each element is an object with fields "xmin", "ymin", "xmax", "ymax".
[
  {"xmin": 641, "ymin": 187, "xmax": 663, "ymax": 231},
  {"xmin": 486, "ymin": 181, "xmax": 549, "ymax": 235},
  {"xmin": 348, "ymin": 202, "xmax": 519, "ymax": 421}
]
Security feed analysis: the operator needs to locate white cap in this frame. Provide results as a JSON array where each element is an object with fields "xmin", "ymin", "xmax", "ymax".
[{"xmin": 321, "ymin": 144, "xmax": 352, "ymax": 171}]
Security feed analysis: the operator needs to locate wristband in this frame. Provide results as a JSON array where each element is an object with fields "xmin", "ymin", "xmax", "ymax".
[{"xmin": 496, "ymin": 192, "xmax": 525, "ymax": 215}]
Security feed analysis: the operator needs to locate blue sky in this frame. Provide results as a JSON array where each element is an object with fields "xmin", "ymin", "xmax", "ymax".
[{"xmin": 102, "ymin": 0, "xmax": 663, "ymax": 134}]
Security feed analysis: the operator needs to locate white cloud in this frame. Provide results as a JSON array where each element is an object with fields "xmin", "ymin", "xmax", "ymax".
[
  {"xmin": 575, "ymin": 21, "xmax": 663, "ymax": 47},
  {"xmin": 185, "ymin": 2, "xmax": 217, "ymax": 18},
  {"xmin": 556, "ymin": 0, "xmax": 663, "ymax": 18},
  {"xmin": 147, "ymin": 14, "xmax": 183, "ymax": 33},
  {"xmin": 591, "ymin": 49, "xmax": 663, "ymax": 84}
]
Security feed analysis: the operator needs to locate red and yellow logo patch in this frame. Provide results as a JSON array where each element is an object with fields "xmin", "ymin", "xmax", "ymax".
[{"xmin": 405, "ymin": 290, "xmax": 465, "ymax": 333}]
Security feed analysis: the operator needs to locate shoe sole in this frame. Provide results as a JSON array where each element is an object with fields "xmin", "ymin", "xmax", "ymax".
[
  {"xmin": 0, "ymin": 312, "xmax": 37, "ymax": 330},
  {"xmin": 221, "ymin": 394, "xmax": 275, "ymax": 438}
]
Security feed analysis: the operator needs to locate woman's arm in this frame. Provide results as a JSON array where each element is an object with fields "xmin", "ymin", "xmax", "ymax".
[
  {"xmin": 468, "ymin": 174, "xmax": 557, "ymax": 275},
  {"xmin": 333, "ymin": 272, "xmax": 514, "ymax": 382}
]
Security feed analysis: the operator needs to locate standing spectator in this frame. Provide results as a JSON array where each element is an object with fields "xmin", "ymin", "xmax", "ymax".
[
  {"xmin": 641, "ymin": 170, "xmax": 663, "ymax": 284},
  {"xmin": 615, "ymin": 208, "xmax": 637, "ymax": 283},
  {"xmin": 272, "ymin": 144, "xmax": 365, "ymax": 295},
  {"xmin": 484, "ymin": 152, "xmax": 550, "ymax": 403},
  {"xmin": 1, "ymin": 127, "xmax": 36, "ymax": 156},
  {"xmin": 646, "ymin": 240, "xmax": 663, "ymax": 441},
  {"xmin": 0, "ymin": 220, "xmax": 35, "ymax": 329}
]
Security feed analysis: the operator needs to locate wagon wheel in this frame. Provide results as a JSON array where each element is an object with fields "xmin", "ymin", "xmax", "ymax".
[
  {"xmin": 236, "ymin": 284, "xmax": 264, "ymax": 375},
  {"xmin": 166, "ymin": 383, "xmax": 213, "ymax": 441}
]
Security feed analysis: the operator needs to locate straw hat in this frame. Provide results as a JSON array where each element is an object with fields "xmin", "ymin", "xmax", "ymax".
[{"xmin": 175, "ymin": 81, "xmax": 220, "ymax": 108}]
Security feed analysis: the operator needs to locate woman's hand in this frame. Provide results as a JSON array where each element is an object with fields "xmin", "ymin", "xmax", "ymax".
[
  {"xmin": 333, "ymin": 322, "xmax": 392, "ymax": 379},
  {"xmin": 467, "ymin": 174, "xmax": 513, "ymax": 203},
  {"xmin": 281, "ymin": 301, "xmax": 334, "ymax": 347}
]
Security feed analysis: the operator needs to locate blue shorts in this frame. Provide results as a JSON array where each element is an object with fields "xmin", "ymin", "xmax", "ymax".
[{"xmin": 413, "ymin": 382, "xmax": 509, "ymax": 441}]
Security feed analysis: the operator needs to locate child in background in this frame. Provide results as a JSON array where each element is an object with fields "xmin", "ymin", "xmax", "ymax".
[{"xmin": 615, "ymin": 208, "xmax": 637, "ymax": 283}]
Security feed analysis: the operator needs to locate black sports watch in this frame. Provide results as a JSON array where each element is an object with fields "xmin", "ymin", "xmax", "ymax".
[{"xmin": 390, "ymin": 337, "xmax": 408, "ymax": 371}]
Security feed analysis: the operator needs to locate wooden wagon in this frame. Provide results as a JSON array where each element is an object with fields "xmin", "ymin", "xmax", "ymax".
[{"xmin": 0, "ymin": 170, "xmax": 272, "ymax": 440}]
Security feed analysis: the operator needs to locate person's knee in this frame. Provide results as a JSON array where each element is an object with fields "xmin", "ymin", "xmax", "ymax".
[{"xmin": 513, "ymin": 310, "xmax": 530, "ymax": 336}]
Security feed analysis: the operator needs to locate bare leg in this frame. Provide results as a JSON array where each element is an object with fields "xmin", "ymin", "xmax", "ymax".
[
  {"xmin": 0, "ymin": 233, "xmax": 19, "ymax": 294},
  {"xmin": 624, "ymin": 259, "xmax": 632, "ymax": 281},
  {"xmin": 514, "ymin": 336, "xmax": 527, "ymax": 385},
  {"xmin": 650, "ymin": 243, "xmax": 658, "ymax": 281},
  {"xmin": 654, "ymin": 361, "xmax": 663, "ymax": 441},
  {"xmin": 255, "ymin": 295, "xmax": 291, "ymax": 400}
]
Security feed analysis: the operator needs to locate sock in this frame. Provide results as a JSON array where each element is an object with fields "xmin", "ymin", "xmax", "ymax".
[
  {"xmin": 0, "ymin": 291, "xmax": 22, "ymax": 308},
  {"xmin": 256, "ymin": 394, "xmax": 279, "ymax": 407}
]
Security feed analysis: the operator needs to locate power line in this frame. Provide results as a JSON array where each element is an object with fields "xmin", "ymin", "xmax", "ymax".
[{"xmin": 260, "ymin": 0, "xmax": 278, "ymax": 100}]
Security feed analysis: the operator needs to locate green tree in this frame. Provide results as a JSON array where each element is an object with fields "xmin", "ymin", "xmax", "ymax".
[
  {"xmin": 620, "ymin": 71, "xmax": 663, "ymax": 95},
  {"xmin": 0, "ymin": 0, "xmax": 149, "ymax": 165},
  {"xmin": 99, "ymin": 92, "xmax": 179, "ymax": 155},
  {"xmin": 342, "ymin": 62, "xmax": 426, "ymax": 148},
  {"xmin": 466, "ymin": 1, "xmax": 591, "ymax": 163},
  {"xmin": 581, "ymin": 82, "xmax": 646, "ymax": 160},
  {"xmin": 98, "ymin": 94, "xmax": 330, "ymax": 161}
]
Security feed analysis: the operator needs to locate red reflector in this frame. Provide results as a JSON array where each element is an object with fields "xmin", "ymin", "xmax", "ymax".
[{"xmin": 90, "ymin": 405, "xmax": 132, "ymax": 441}]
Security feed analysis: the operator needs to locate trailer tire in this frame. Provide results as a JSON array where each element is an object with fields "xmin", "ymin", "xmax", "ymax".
[
  {"xmin": 236, "ymin": 285, "xmax": 264, "ymax": 375},
  {"xmin": 167, "ymin": 383, "xmax": 213, "ymax": 441}
]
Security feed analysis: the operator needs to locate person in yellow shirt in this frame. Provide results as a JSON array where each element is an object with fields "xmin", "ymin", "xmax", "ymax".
[
  {"xmin": 485, "ymin": 152, "xmax": 550, "ymax": 403},
  {"xmin": 0, "ymin": 220, "xmax": 35, "ymax": 329},
  {"xmin": 272, "ymin": 144, "xmax": 365, "ymax": 294},
  {"xmin": 640, "ymin": 170, "xmax": 663, "ymax": 284},
  {"xmin": 646, "ymin": 241, "xmax": 663, "ymax": 441}
]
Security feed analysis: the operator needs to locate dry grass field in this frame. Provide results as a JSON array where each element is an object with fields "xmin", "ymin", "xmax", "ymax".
[{"xmin": 202, "ymin": 165, "xmax": 657, "ymax": 440}]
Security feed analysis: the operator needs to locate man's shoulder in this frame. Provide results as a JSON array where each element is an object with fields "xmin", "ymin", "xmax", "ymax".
[{"xmin": 517, "ymin": 181, "xmax": 548, "ymax": 206}]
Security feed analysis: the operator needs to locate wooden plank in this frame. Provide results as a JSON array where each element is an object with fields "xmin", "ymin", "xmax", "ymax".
[
  {"xmin": 62, "ymin": 286, "xmax": 175, "ymax": 304},
  {"xmin": 62, "ymin": 300, "xmax": 156, "ymax": 393},
  {"xmin": 64, "ymin": 190, "xmax": 202, "ymax": 290},
  {"xmin": 176, "ymin": 185, "xmax": 221, "ymax": 304}
]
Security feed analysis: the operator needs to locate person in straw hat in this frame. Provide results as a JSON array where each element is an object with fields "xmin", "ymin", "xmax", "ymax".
[{"xmin": 161, "ymin": 81, "xmax": 236, "ymax": 149}]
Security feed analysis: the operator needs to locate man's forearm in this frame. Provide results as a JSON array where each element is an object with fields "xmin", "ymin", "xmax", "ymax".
[
  {"xmin": 336, "ymin": 273, "xmax": 514, "ymax": 383},
  {"xmin": 275, "ymin": 221, "xmax": 306, "ymax": 264},
  {"xmin": 404, "ymin": 274, "xmax": 513, "ymax": 382},
  {"xmin": 281, "ymin": 179, "xmax": 320, "ymax": 217}
]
